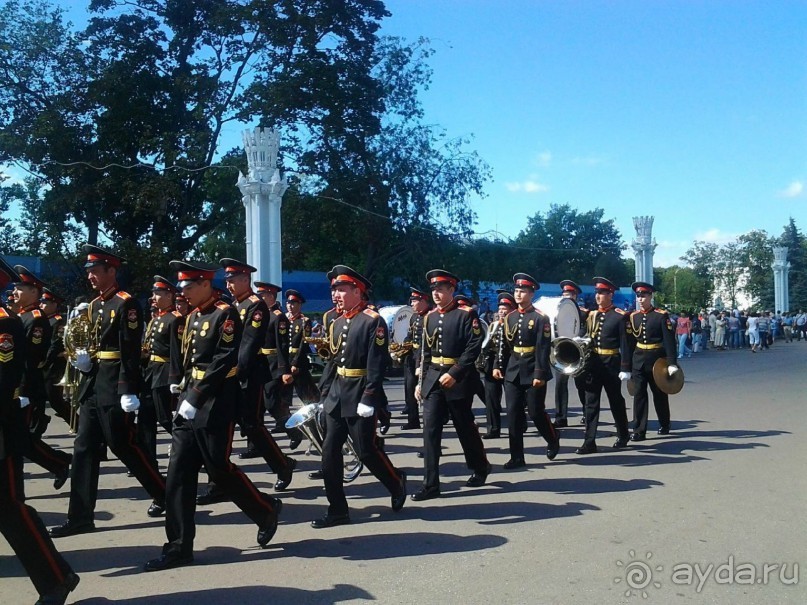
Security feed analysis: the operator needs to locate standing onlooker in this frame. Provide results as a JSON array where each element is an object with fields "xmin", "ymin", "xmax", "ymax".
[
  {"xmin": 747, "ymin": 312, "xmax": 761, "ymax": 352},
  {"xmin": 691, "ymin": 314, "xmax": 703, "ymax": 353},
  {"xmin": 783, "ymin": 312, "xmax": 794, "ymax": 342},
  {"xmin": 738, "ymin": 311, "xmax": 748, "ymax": 348},
  {"xmin": 708, "ymin": 311, "xmax": 718, "ymax": 347},
  {"xmin": 795, "ymin": 311, "xmax": 806, "ymax": 341},
  {"xmin": 727, "ymin": 313, "xmax": 740, "ymax": 349},
  {"xmin": 714, "ymin": 312, "xmax": 728, "ymax": 350},
  {"xmin": 675, "ymin": 311, "xmax": 692, "ymax": 359},
  {"xmin": 700, "ymin": 310, "xmax": 711, "ymax": 349},
  {"xmin": 758, "ymin": 312, "xmax": 771, "ymax": 350}
]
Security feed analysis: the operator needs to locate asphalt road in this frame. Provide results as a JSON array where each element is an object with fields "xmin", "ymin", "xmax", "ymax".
[{"xmin": 2, "ymin": 342, "xmax": 806, "ymax": 604}]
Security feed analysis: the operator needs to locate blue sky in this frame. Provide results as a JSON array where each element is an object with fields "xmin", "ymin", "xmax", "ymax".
[
  {"xmin": 378, "ymin": 0, "xmax": 807, "ymax": 266},
  {"xmin": 7, "ymin": 1, "xmax": 806, "ymax": 267}
]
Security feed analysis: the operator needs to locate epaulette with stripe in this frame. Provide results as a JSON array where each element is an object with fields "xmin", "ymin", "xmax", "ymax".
[
  {"xmin": 615, "ymin": 308, "xmax": 627, "ymax": 315},
  {"xmin": 31, "ymin": 309, "xmax": 44, "ymax": 318},
  {"xmin": 363, "ymin": 308, "xmax": 379, "ymax": 318},
  {"xmin": 215, "ymin": 301, "xmax": 231, "ymax": 311},
  {"xmin": 0, "ymin": 307, "xmax": 9, "ymax": 318},
  {"xmin": 654, "ymin": 308, "xmax": 669, "ymax": 314},
  {"xmin": 457, "ymin": 306, "xmax": 471, "ymax": 312},
  {"xmin": 273, "ymin": 309, "xmax": 283, "ymax": 316},
  {"xmin": 172, "ymin": 311, "xmax": 183, "ymax": 318},
  {"xmin": 53, "ymin": 314, "xmax": 63, "ymax": 321},
  {"xmin": 116, "ymin": 291, "xmax": 132, "ymax": 300},
  {"xmin": 249, "ymin": 294, "xmax": 260, "ymax": 303}
]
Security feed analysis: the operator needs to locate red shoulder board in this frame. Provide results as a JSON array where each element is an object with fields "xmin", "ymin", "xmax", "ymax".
[
  {"xmin": 116, "ymin": 291, "xmax": 132, "ymax": 300},
  {"xmin": 0, "ymin": 308, "xmax": 9, "ymax": 318},
  {"xmin": 172, "ymin": 311, "xmax": 183, "ymax": 318},
  {"xmin": 615, "ymin": 308, "xmax": 627, "ymax": 315},
  {"xmin": 457, "ymin": 306, "xmax": 471, "ymax": 312},
  {"xmin": 249, "ymin": 294, "xmax": 260, "ymax": 303},
  {"xmin": 654, "ymin": 308, "xmax": 668, "ymax": 314},
  {"xmin": 363, "ymin": 308, "xmax": 380, "ymax": 318},
  {"xmin": 427, "ymin": 308, "xmax": 439, "ymax": 315},
  {"xmin": 273, "ymin": 309, "xmax": 282, "ymax": 316},
  {"xmin": 54, "ymin": 314, "xmax": 63, "ymax": 321},
  {"xmin": 215, "ymin": 301, "xmax": 230, "ymax": 310},
  {"xmin": 535, "ymin": 308, "xmax": 546, "ymax": 317},
  {"xmin": 32, "ymin": 309, "xmax": 43, "ymax": 318}
]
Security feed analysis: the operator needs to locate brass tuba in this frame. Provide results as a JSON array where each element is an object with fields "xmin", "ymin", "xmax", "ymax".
[
  {"xmin": 304, "ymin": 336, "xmax": 333, "ymax": 361},
  {"xmin": 57, "ymin": 307, "xmax": 98, "ymax": 433},
  {"xmin": 550, "ymin": 336, "xmax": 592, "ymax": 377}
]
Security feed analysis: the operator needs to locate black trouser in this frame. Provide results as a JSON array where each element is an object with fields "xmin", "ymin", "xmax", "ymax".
[
  {"xmin": 582, "ymin": 356, "xmax": 629, "ymax": 446},
  {"xmin": 67, "ymin": 396, "xmax": 165, "ymax": 524},
  {"xmin": 552, "ymin": 367, "xmax": 585, "ymax": 420},
  {"xmin": 137, "ymin": 387, "xmax": 159, "ymax": 469},
  {"xmin": 403, "ymin": 355, "xmax": 420, "ymax": 427},
  {"xmin": 45, "ymin": 377, "xmax": 71, "ymax": 424},
  {"xmin": 503, "ymin": 381, "xmax": 556, "ymax": 460},
  {"xmin": 0, "ymin": 455, "xmax": 74, "ymax": 595},
  {"xmin": 631, "ymin": 365, "xmax": 670, "ymax": 435},
  {"xmin": 482, "ymin": 373, "xmax": 502, "ymax": 433},
  {"xmin": 23, "ymin": 400, "xmax": 71, "ymax": 478},
  {"xmin": 421, "ymin": 387, "xmax": 488, "ymax": 490},
  {"xmin": 162, "ymin": 414, "xmax": 277, "ymax": 557},
  {"xmin": 322, "ymin": 410, "xmax": 402, "ymax": 516}
]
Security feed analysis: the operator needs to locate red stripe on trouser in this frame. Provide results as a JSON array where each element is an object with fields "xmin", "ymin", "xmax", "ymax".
[
  {"xmin": 226, "ymin": 422, "xmax": 274, "ymax": 514},
  {"xmin": 372, "ymin": 414, "xmax": 400, "ymax": 481},
  {"xmin": 6, "ymin": 457, "xmax": 65, "ymax": 582},
  {"xmin": 124, "ymin": 413, "xmax": 165, "ymax": 491}
]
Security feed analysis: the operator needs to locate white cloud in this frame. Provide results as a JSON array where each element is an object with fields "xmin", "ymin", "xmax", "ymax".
[
  {"xmin": 693, "ymin": 228, "xmax": 739, "ymax": 244},
  {"xmin": 534, "ymin": 151, "xmax": 552, "ymax": 167},
  {"xmin": 779, "ymin": 181, "xmax": 803, "ymax": 198},
  {"xmin": 505, "ymin": 177, "xmax": 549, "ymax": 194}
]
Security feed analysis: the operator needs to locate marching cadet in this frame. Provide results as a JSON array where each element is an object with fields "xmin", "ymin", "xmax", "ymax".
[
  {"xmin": 312, "ymin": 265, "xmax": 406, "ymax": 528},
  {"xmin": 141, "ymin": 276, "xmax": 183, "ymax": 460},
  {"xmin": 480, "ymin": 291, "xmax": 515, "ymax": 439},
  {"xmin": 253, "ymin": 281, "xmax": 294, "ymax": 445},
  {"xmin": 627, "ymin": 282, "xmax": 678, "ymax": 440},
  {"xmin": 145, "ymin": 261, "xmax": 283, "ymax": 571},
  {"xmin": 49, "ymin": 245, "xmax": 166, "ymax": 539},
  {"xmin": 281, "ymin": 288, "xmax": 319, "ymax": 414},
  {"xmin": 400, "ymin": 287, "xmax": 430, "ymax": 431},
  {"xmin": 40, "ymin": 287, "xmax": 70, "ymax": 425},
  {"xmin": 0, "ymin": 261, "xmax": 80, "ymax": 605},
  {"xmin": 493, "ymin": 274, "xmax": 560, "ymax": 469},
  {"xmin": 552, "ymin": 280, "xmax": 588, "ymax": 428},
  {"xmin": 576, "ymin": 277, "xmax": 631, "ymax": 454},
  {"xmin": 12, "ymin": 266, "xmax": 72, "ymax": 489},
  {"xmin": 412, "ymin": 269, "xmax": 490, "ymax": 501},
  {"xmin": 222, "ymin": 259, "xmax": 295, "ymax": 487}
]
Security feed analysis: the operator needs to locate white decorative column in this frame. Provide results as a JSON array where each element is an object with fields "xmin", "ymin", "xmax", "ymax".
[
  {"xmin": 631, "ymin": 216, "xmax": 657, "ymax": 307},
  {"xmin": 237, "ymin": 127, "xmax": 288, "ymax": 285},
  {"xmin": 772, "ymin": 247, "xmax": 790, "ymax": 312}
]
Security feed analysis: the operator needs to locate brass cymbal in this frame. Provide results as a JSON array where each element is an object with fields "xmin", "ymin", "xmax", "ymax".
[{"xmin": 652, "ymin": 358, "xmax": 685, "ymax": 395}]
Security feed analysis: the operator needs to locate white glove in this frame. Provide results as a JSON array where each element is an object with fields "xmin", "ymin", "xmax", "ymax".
[
  {"xmin": 356, "ymin": 402, "xmax": 374, "ymax": 418},
  {"xmin": 71, "ymin": 349, "xmax": 93, "ymax": 373},
  {"xmin": 120, "ymin": 393, "xmax": 140, "ymax": 412},
  {"xmin": 169, "ymin": 384, "xmax": 181, "ymax": 395},
  {"xmin": 19, "ymin": 396, "xmax": 30, "ymax": 408},
  {"xmin": 178, "ymin": 400, "xmax": 196, "ymax": 420},
  {"xmin": 668, "ymin": 365, "xmax": 679, "ymax": 376},
  {"xmin": 618, "ymin": 372, "xmax": 631, "ymax": 381}
]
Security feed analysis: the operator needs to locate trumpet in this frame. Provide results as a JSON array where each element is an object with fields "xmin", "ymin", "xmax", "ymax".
[
  {"xmin": 389, "ymin": 341, "xmax": 413, "ymax": 359},
  {"xmin": 304, "ymin": 336, "xmax": 333, "ymax": 361}
]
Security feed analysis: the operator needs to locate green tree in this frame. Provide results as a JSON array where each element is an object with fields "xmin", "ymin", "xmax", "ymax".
[
  {"xmin": 738, "ymin": 229, "xmax": 774, "ymax": 309},
  {"xmin": 680, "ymin": 241, "xmax": 718, "ymax": 306},
  {"xmin": 779, "ymin": 218, "xmax": 807, "ymax": 311}
]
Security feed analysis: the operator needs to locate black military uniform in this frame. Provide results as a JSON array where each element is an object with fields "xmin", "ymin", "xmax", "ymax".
[
  {"xmin": 145, "ymin": 261, "xmax": 282, "ymax": 572},
  {"xmin": 14, "ymin": 267, "xmax": 72, "ymax": 487},
  {"xmin": 480, "ymin": 291, "xmax": 514, "ymax": 438},
  {"xmin": 220, "ymin": 259, "xmax": 293, "ymax": 488},
  {"xmin": 578, "ymin": 277, "xmax": 631, "ymax": 454},
  {"xmin": 142, "ymin": 277, "xmax": 183, "ymax": 455},
  {"xmin": 314, "ymin": 265, "xmax": 406, "ymax": 527},
  {"xmin": 281, "ymin": 289, "xmax": 319, "ymax": 412},
  {"xmin": 412, "ymin": 270, "xmax": 490, "ymax": 501},
  {"xmin": 254, "ymin": 282, "xmax": 292, "ymax": 434},
  {"xmin": 50, "ymin": 245, "xmax": 166, "ymax": 538},
  {"xmin": 41, "ymin": 288, "xmax": 70, "ymax": 424},
  {"xmin": 626, "ymin": 282, "xmax": 677, "ymax": 439},
  {"xmin": 401, "ymin": 287, "xmax": 430, "ymax": 430},
  {"xmin": 552, "ymin": 280, "xmax": 588, "ymax": 428},
  {"xmin": 495, "ymin": 274, "xmax": 560, "ymax": 468},
  {"xmin": 0, "ymin": 262, "xmax": 80, "ymax": 604}
]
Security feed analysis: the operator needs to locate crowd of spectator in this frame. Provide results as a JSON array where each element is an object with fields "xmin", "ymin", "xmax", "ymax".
[{"xmin": 670, "ymin": 309, "xmax": 807, "ymax": 357}]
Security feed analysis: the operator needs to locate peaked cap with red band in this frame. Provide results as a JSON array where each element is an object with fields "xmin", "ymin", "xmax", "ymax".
[
  {"xmin": 512, "ymin": 272, "xmax": 539, "ymax": 291},
  {"xmin": 328, "ymin": 265, "xmax": 371, "ymax": 293},
  {"xmin": 592, "ymin": 276, "xmax": 617, "ymax": 293},
  {"xmin": 426, "ymin": 269, "xmax": 459, "ymax": 289},
  {"xmin": 255, "ymin": 281, "xmax": 281, "ymax": 294},
  {"xmin": 82, "ymin": 243, "xmax": 125, "ymax": 269},
  {"xmin": 169, "ymin": 260, "xmax": 218, "ymax": 288},
  {"xmin": 285, "ymin": 288, "xmax": 306, "ymax": 304},
  {"xmin": 152, "ymin": 274, "xmax": 178, "ymax": 293},
  {"xmin": 454, "ymin": 294, "xmax": 475, "ymax": 307},
  {"xmin": 497, "ymin": 291, "xmax": 516, "ymax": 308},
  {"xmin": 409, "ymin": 286, "xmax": 429, "ymax": 302},
  {"xmin": 40, "ymin": 287, "xmax": 65, "ymax": 304},
  {"xmin": 0, "ymin": 256, "xmax": 20, "ymax": 290},
  {"xmin": 219, "ymin": 257, "xmax": 256, "ymax": 277},
  {"xmin": 631, "ymin": 281, "xmax": 655, "ymax": 294},
  {"xmin": 14, "ymin": 265, "xmax": 48, "ymax": 290},
  {"xmin": 560, "ymin": 279, "xmax": 582, "ymax": 295}
]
